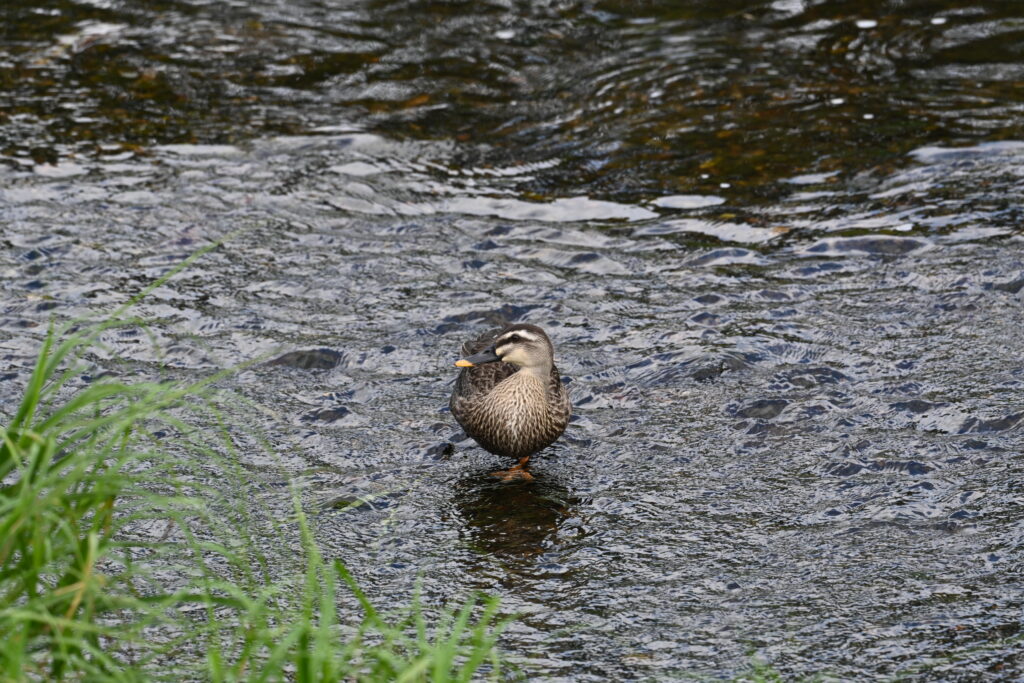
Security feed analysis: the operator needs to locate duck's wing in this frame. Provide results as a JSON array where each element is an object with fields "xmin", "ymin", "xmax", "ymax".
[
  {"xmin": 452, "ymin": 328, "xmax": 517, "ymax": 409},
  {"xmin": 453, "ymin": 361, "xmax": 517, "ymax": 400},
  {"xmin": 547, "ymin": 364, "xmax": 572, "ymax": 423},
  {"xmin": 461, "ymin": 327, "xmax": 503, "ymax": 356}
]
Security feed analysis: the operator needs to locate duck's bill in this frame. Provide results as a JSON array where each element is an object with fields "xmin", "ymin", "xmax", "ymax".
[{"xmin": 454, "ymin": 348, "xmax": 501, "ymax": 367}]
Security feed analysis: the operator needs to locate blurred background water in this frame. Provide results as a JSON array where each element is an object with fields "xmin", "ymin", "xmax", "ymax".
[{"xmin": 1, "ymin": 0, "xmax": 1023, "ymax": 679}]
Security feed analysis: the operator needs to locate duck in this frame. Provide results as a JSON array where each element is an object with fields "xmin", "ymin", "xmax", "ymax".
[{"xmin": 450, "ymin": 323, "xmax": 571, "ymax": 480}]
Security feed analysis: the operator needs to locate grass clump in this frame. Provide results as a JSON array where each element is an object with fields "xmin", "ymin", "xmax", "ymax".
[{"xmin": 0, "ymin": 311, "xmax": 509, "ymax": 680}]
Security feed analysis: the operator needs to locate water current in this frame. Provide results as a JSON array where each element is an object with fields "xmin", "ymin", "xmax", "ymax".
[{"xmin": 1, "ymin": 0, "xmax": 1023, "ymax": 679}]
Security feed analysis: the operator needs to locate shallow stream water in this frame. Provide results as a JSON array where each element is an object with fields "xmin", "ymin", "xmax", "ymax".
[{"xmin": 2, "ymin": 0, "xmax": 1023, "ymax": 679}]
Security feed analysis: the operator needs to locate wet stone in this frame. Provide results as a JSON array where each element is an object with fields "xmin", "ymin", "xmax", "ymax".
[
  {"xmin": 891, "ymin": 400, "xmax": 947, "ymax": 414},
  {"xmin": 321, "ymin": 492, "xmax": 399, "ymax": 512},
  {"xmin": 771, "ymin": 366, "xmax": 849, "ymax": 390},
  {"xmin": 868, "ymin": 460, "xmax": 934, "ymax": 476},
  {"xmin": 416, "ymin": 441, "xmax": 454, "ymax": 459},
  {"xmin": 958, "ymin": 411, "xmax": 1024, "ymax": 434},
  {"xmin": 734, "ymin": 399, "xmax": 788, "ymax": 420},
  {"xmin": 303, "ymin": 406, "xmax": 345, "ymax": 422},
  {"xmin": 269, "ymin": 348, "xmax": 343, "ymax": 370},
  {"xmin": 985, "ymin": 274, "xmax": 1024, "ymax": 294},
  {"xmin": 827, "ymin": 462, "xmax": 866, "ymax": 477},
  {"xmin": 756, "ymin": 289, "xmax": 789, "ymax": 301},
  {"xmin": 804, "ymin": 236, "xmax": 930, "ymax": 256},
  {"xmin": 442, "ymin": 304, "xmax": 540, "ymax": 325}
]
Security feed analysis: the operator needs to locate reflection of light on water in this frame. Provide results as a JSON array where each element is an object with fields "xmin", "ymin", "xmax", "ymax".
[
  {"xmin": 440, "ymin": 196, "xmax": 657, "ymax": 222},
  {"xmin": 634, "ymin": 219, "xmax": 779, "ymax": 245},
  {"xmin": 329, "ymin": 188, "xmax": 660, "ymax": 221},
  {"xmin": 319, "ymin": 141, "xmax": 657, "ymax": 221},
  {"xmin": 650, "ymin": 195, "xmax": 725, "ymax": 209},
  {"xmin": 770, "ymin": 0, "xmax": 805, "ymax": 16},
  {"xmin": 32, "ymin": 162, "xmax": 88, "ymax": 178},
  {"xmin": 156, "ymin": 144, "xmax": 244, "ymax": 157}
]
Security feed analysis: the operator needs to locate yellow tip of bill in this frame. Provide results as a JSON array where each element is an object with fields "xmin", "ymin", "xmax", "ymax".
[{"xmin": 454, "ymin": 359, "xmax": 474, "ymax": 367}]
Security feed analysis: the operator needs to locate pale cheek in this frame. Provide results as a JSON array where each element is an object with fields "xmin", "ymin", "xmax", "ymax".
[{"xmin": 503, "ymin": 350, "xmax": 526, "ymax": 366}]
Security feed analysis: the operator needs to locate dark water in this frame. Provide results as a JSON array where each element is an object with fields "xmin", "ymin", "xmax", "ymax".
[{"xmin": 2, "ymin": 0, "xmax": 1023, "ymax": 679}]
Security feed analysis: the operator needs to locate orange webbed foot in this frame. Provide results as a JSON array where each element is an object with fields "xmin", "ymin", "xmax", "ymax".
[{"xmin": 490, "ymin": 456, "xmax": 533, "ymax": 482}]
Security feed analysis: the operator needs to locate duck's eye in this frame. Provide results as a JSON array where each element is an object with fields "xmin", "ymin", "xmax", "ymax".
[{"xmin": 507, "ymin": 334, "xmax": 522, "ymax": 344}]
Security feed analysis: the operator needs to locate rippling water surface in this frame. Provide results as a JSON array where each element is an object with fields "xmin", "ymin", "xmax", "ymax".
[{"xmin": 2, "ymin": 0, "xmax": 1023, "ymax": 679}]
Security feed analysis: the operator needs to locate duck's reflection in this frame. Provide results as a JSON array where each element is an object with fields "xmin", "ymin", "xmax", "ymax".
[{"xmin": 451, "ymin": 471, "xmax": 574, "ymax": 565}]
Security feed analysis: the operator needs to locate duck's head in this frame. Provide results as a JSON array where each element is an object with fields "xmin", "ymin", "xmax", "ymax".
[{"xmin": 455, "ymin": 324, "xmax": 554, "ymax": 374}]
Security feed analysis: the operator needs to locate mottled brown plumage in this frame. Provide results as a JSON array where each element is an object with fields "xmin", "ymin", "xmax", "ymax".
[{"xmin": 450, "ymin": 324, "xmax": 571, "ymax": 462}]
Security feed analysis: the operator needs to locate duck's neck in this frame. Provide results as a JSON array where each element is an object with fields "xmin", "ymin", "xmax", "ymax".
[
  {"xmin": 498, "ymin": 365, "xmax": 549, "ymax": 403},
  {"xmin": 516, "ymin": 363, "xmax": 551, "ymax": 381}
]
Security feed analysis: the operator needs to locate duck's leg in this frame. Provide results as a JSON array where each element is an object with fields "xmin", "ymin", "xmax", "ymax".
[{"xmin": 491, "ymin": 456, "xmax": 533, "ymax": 481}]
